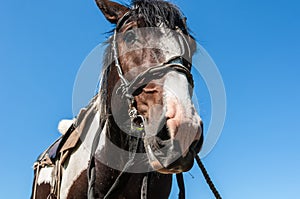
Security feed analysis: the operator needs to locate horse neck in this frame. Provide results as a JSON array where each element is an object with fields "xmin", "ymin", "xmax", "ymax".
[
  {"xmin": 81, "ymin": 83, "xmax": 174, "ymax": 198},
  {"xmin": 77, "ymin": 95, "xmax": 172, "ymax": 198}
]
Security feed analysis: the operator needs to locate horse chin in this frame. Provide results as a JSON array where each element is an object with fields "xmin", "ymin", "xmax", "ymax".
[
  {"xmin": 148, "ymin": 148, "xmax": 195, "ymax": 174},
  {"xmin": 145, "ymin": 136, "xmax": 201, "ymax": 174},
  {"xmin": 158, "ymin": 151, "xmax": 195, "ymax": 174}
]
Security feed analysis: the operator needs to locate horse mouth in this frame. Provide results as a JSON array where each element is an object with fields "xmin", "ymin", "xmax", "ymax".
[
  {"xmin": 145, "ymin": 140, "xmax": 201, "ymax": 174},
  {"xmin": 144, "ymin": 124, "xmax": 202, "ymax": 174},
  {"xmin": 162, "ymin": 150, "xmax": 195, "ymax": 174}
]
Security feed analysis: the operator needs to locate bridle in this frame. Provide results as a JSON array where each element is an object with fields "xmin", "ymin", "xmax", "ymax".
[
  {"xmin": 97, "ymin": 11, "xmax": 197, "ymax": 199},
  {"xmin": 99, "ymin": 10, "xmax": 222, "ymax": 199},
  {"xmin": 111, "ymin": 11, "xmax": 194, "ymax": 129}
]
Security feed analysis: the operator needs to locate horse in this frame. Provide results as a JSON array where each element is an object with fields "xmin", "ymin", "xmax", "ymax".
[{"xmin": 31, "ymin": 0, "xmax": 204, "ymax": 198}]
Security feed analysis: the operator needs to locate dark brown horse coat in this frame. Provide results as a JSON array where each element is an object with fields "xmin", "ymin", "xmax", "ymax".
[{"xmin": 31, "ymin": 1, "xmax": 203, "ymax": 198}]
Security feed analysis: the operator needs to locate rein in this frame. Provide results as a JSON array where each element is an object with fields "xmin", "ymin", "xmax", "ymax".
[{"xmin": 195, "ymin": 155, "xmax": 222, "ymax": 199}]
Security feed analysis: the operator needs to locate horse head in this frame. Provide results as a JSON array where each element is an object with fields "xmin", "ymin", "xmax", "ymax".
[{"xmin": 96, "ymin": 0, "xmax": 203, "ymax": 174}]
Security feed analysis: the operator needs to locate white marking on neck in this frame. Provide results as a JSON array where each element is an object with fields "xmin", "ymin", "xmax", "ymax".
[{"xmin": 60, "ymin": 111, "xmax": 100, "ymax": 199}]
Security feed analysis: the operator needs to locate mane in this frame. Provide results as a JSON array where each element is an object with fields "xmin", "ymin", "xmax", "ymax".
[
  {"xmin": 99, "ymin": 0, "xmax": 192, "ymax": 124},
  {"xmin": 99, "ymin": 39, "xmax": 113, "ymax": 126}
]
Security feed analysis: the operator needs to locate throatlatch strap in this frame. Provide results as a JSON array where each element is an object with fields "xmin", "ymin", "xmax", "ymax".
[
  {"xmin": 88, "ymin": 156, "xmax": 97, "ymax": 199},
  {"xmin": 88, "ymin": 123, "xmax": 103, "ymax": 199}
]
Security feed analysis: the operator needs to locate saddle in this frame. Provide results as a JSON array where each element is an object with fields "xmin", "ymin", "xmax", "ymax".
[
  {"xmin": 34, "ymin": 120, "xmax": 79, "ymax": 166},
  {"xmin": 32, "ymin": 120, "xmax": 80, "ymax": 199}
]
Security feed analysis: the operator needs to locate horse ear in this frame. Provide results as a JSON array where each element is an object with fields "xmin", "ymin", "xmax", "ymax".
[{"xmin": 95, "ymin": 0, "xmax": 129, "ymax": 24}]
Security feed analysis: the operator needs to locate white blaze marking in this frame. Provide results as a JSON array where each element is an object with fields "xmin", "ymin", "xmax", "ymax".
[
  {"xmin": 163, "ymin": 71, "xmax": 202, "ymax": 155},
  {"xmin": 163, "ymin": 71, "xmax": 193, "ymax": 120}
]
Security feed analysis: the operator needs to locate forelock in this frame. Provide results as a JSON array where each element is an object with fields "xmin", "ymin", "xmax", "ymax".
[{"xmin": 130, "ymin": 0, "xmax": 189, "ymax": 34}]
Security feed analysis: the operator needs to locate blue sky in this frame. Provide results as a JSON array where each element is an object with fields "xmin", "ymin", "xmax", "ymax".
[{"xmin": 1, "ymin": 0, "xmax": 300, "ymax": 198}]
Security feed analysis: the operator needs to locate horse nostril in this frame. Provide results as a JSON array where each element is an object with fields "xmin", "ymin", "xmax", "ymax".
[
  {"xmin": 165, "ymin": 107, "xmax": 176, "ymax": 120},
  {"xmin": 142, "ymin": 82, "xmax": 161, "ymax": 94},
  {"xmin": 156, "ymin": 125, "xmax": 171, "ymax": 141},
  {"xmin": 143, "ymin": 87, "xmax": 158, "ymax": 93}
]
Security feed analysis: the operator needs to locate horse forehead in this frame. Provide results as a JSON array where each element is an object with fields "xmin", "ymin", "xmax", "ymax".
[
  {"xmin": 145, "ymin": 29, "xmax": 182, "ymax": 52},
  {"xmin": 117, "ymin": 28, "xmax": 183, "ymax": 59}
]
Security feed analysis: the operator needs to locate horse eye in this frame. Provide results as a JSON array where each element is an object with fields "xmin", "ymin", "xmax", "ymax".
[{"xmin": 124, "ymin": 31, "xmax": 137, "ymax": 44}]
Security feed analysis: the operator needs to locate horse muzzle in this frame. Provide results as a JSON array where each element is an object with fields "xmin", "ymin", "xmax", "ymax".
[{"xmin": 144, "ymin": 122, "xmax": 203, "ymax": 174}]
